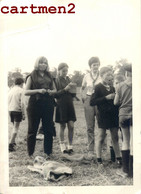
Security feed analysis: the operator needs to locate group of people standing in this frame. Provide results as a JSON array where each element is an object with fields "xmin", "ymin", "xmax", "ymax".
[{"xmin": 8, "ymin": 56, "xmax": 133, "ymax": 179}]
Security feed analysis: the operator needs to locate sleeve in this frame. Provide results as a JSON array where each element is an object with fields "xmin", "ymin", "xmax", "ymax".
[
  {"xmin": 81, "ymin": 75, "xmax": 87, "ymax": 90},
  {"xmin": 53, "ymin": 78, "xmax": 66, "ymax": 98},
  {"xmin": 90, "ymin": 85, "xmax": 107, "ymax": 106},
  {"xmin": 21, "ymin": 90, "xmax": 26, "ymax": 116},
  {"xmin": 114, "ymin": 84, "xmax": 121, "ymax": 105},
  {"xmin": 116, "ymin": 84, "xmax": 120, "ymax": 97},
  {"xmin": 53, "ymin": 89, "xmax": 66, "ymax": 98}
]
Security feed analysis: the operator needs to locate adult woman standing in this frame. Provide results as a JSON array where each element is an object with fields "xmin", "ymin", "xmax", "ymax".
[
  {"xmin": 55, "ymin": 63, "xmax": 76, "ymax": 154},
  {"xmin": 25, "ymin": 56, "xmax": 56, "ymax": 159},
  {"xmin": 81, "ymin": 57, "xmax": 101, "ymax": 159}
]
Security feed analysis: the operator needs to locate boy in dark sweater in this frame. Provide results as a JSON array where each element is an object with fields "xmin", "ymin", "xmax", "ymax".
[{"xmin": 90, "ymin": 66, "xmax": 121, "ymax": 167}]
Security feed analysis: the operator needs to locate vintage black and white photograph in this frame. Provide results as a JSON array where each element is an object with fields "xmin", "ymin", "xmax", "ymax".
[{"xmin": 0, "ymin": 0, "xmax": 141, "ymax": 193}]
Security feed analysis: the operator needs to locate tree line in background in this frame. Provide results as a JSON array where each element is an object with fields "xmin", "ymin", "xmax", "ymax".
[
  {"xmin": 8, "ymin": 69, "xmax": 85, "ymax": 88},
  {"xmin": 7, "ymin": 58, "xmax": 128, "ymax": 88}
]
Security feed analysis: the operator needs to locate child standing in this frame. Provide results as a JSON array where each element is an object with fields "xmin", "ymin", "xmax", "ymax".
[
  {"xmin": 109, "ymin": 74, "xmax": 125, "ymax": 162},
  {"xmin": 114, "ymin": 63, "xmax": 133, "ymax": 178},
  {"xmin": 8, "ymin": 77, "xmax": 25, "ymax": 152},
  {"xmin": 54, "ymin": 63, "xmax": 76, "ymax": 154},
  {"xmin": 80, "ymin": 57, "xmax": 101, "ymax": 159},
  {"xmin": 90, "ymin": 66, "xmax": 121, "ymax": 167}
]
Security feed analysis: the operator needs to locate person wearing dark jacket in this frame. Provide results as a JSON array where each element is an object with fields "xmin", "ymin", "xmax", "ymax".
[
  {"xmin": 90, "ymin": 66, "xmax": 121, "ymax": 167},
  {"xmin": 25, "ymin": 56, "xmax": 56, "ymax": 159},
  {"xmin": 53, "ymin": 63, "xmax": 76, "ymax": 154}
]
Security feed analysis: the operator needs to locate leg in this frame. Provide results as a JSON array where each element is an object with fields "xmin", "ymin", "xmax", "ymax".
[
  {"xmin": 10, "ymin": 122, "xmax": 20, "ymax": 144},
  {"xmin": 67, "ymin": 121, "xmax": 74, "ymax": 152},
  {"xmin": 96, "ymin": 128, "xmax": 106, "ymax": 161},
  {"xmin": 59, "ymin": 123, "xmax": 66, "ymax": 143},
  {"xmin": 42, "ymin": 101, "xmax": 54, "ymax": 156},
  {"xmin": 9, "ymin": 121, "xmax": 21, "ymax": 151},
  {"xmin": 129, "ymin": 124, "xmax": 133, "ymax": 177},
  {"xmin": 59, "ymin": 123, "xmax": 68, "ymax": 153},
  {"xmin": 120, "ymin": 126, "xmax": 130, "ymax": 174},
  {"xmin": 27, "ymin": 106, "xmax": 40, "ymax": 156},
  {"xmin": 121, "ymin": 126, "xmax": 130, "ymax": 150},
  {"xmin": 116, "ymin": 118, "xmax": 131, "ymax": 177},
  {"xmin": 110, "ymin": 127, "xmax": 121, "ymax": 158},
  {"xmin": 67, "ymin": 121, "xmax": 74, "ymax": 146},
  {"xmin": 84, "ymin": 96, "xmax": 95, "ymax": 153},
  {"xmin": 43, "ymin": 131, "xmax": 53, "ymax": 155},
  {"xmin": 130, "ymin": 125, "xmax": 133, "ymax": 156},
  {"xmin": 110, "ymin": 145, "xmax": 116, "ymax": 162}
]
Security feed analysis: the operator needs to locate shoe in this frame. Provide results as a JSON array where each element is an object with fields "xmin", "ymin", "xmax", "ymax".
[
  {"xmin": 116, "ymin": 169, "xmax": 128, "ymax": 178},
  {"xmin": 60, "ymin": 143, "xmax": 68, "ymax": 154},
  {"xmin": 67, "ymin": 145, "xmax": 73, "ymax": 154},
  {"xmin": 13, "ymin": 143, "xmax": 16, "ymax": 148},
  {"xmin": 116, "ymin": 159, "xmax": 122, "ymax": 168},
  {"xmin": 46, "ymin": 153, "xmax": 53, "ymax": 160},
  {"xmin": 36, "ymin": 134, "xmax": 44, "ymax": 140},
  {"xmin": 27, "ymin": 155, "xmax": 34, "ymax": 165},
  {"xmin": 28, "ymin": 155, "xmax": 34, "ymax": 160},
  {"xmin": 9, "ymin": 143, "xmax": 16, "ymax": 152}
]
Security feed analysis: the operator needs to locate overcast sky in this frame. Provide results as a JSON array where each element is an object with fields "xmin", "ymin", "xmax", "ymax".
[{"xmin": 0, "ymin": 0, "xmax": 140, "ymax": 74}]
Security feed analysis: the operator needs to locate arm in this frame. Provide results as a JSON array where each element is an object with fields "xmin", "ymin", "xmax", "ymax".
[
  {"xmin": 24, "ymin": 76, "xmax": 47, "ymax": 96},
  {"xmin": 90, "ymin": 86, "xmax": 107, "ymax": 106},
  {"xmin": 80, "ymin": 76, "xmax": 87, "ymax": 103},
  {"xmin": 90, "ymin": 85, "xmax": 115, "ymax": 106},
  {"xmin": 47, "ymin": 81, "xmax": 57, "ymax": 95},
  {"xmin": 114, "ymin": 84, "xmax": 121, "ymax": 105},
  {"xmin": 21, "ymin": 91, "xmax": 26, "ymax": 120},
  {"xmin": 114, "ymin": 93, "xmax": 120, "ymax": 105},
  {"xmin": 53, "ymin": 84, "xmax": 71, "ymax": 98}
]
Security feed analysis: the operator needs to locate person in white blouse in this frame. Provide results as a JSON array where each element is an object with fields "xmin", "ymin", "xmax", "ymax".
[{"xmin": 81, "ymin": 57, "xmax": 101, "ymax": 159}]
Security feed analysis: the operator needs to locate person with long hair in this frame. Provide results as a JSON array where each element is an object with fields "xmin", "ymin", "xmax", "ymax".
[{"xmin": 24, "ymin": 56, "xmax": 56, "ymax": 159}]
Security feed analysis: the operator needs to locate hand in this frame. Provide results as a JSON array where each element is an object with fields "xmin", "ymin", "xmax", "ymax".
[
  {"xmin": 47, "ymin": 89, "xmax": 55, "ymax": 95},
  {"xmin": 106, "ymin": 93, "xmax": 115, "ymax": 100},
  {"xmin": 38, "ymin": 89, "xmax": 47, "ymax": 94},
  {"xmin": 64, "ymin": 84, "xmax": 71, "ymax": 91}
]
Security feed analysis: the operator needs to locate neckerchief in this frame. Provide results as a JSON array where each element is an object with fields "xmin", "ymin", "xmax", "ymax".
[{"xmin": 90, "ymin": 71, "xmax": 99, "ymax": 89}]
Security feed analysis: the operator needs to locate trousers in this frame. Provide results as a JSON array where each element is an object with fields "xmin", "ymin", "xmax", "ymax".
[
  {"xmin": 84, "ymin": 96, "xmax": 96, "ymax": 152},
  {"xmin": 27, "ymin": 96, "xmax": 54, "ymax": 156}
]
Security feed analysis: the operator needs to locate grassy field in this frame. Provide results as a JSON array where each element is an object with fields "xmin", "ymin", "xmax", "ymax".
[{"xmin": 8, "ymin": 91, "xmax": 133, "ymax": 186}]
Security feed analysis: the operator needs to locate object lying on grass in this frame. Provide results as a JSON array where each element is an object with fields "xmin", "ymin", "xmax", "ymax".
[
  {"xmin": 61, "ymin": 153, "xmax": 91, "ymax": 164},
  {"xmin": 27, "ymin": 156, "xmax": 72, "ymax": 181}
]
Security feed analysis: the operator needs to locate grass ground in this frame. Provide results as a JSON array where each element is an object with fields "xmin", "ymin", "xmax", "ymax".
[{"xmin": 8, "ymin": 90, "xmax": 133, "ymax": 186}]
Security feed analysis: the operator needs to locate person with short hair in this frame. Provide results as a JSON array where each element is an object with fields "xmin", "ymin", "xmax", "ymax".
[
  {"xmin": 8, "ymin": 77, "xmax": 25, "ymax": 152},
  {"xmin": 114, "ymin": 74, "xmax": 125, "ymax": 87},
  {"xmin": 109, "ymin": 74, "xmax": 125, "ymax": 162},
  {"xmin": 80, "ymin": 57, "xmax": 101, "ymax": 159},
  {"xmin": 25, "ymin": 56, "xmax": 56, "ymax": 159},
  {"xmin": 54, "ymin": 63, "xmax": 76, "ymax": 154},
  {"xmin": 90, "ymin": 66, "xmax": 121, "ymax": 167},
  {"xmin": 114, "ymin": 63, "xmax": 133, "ymax": 178}
]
